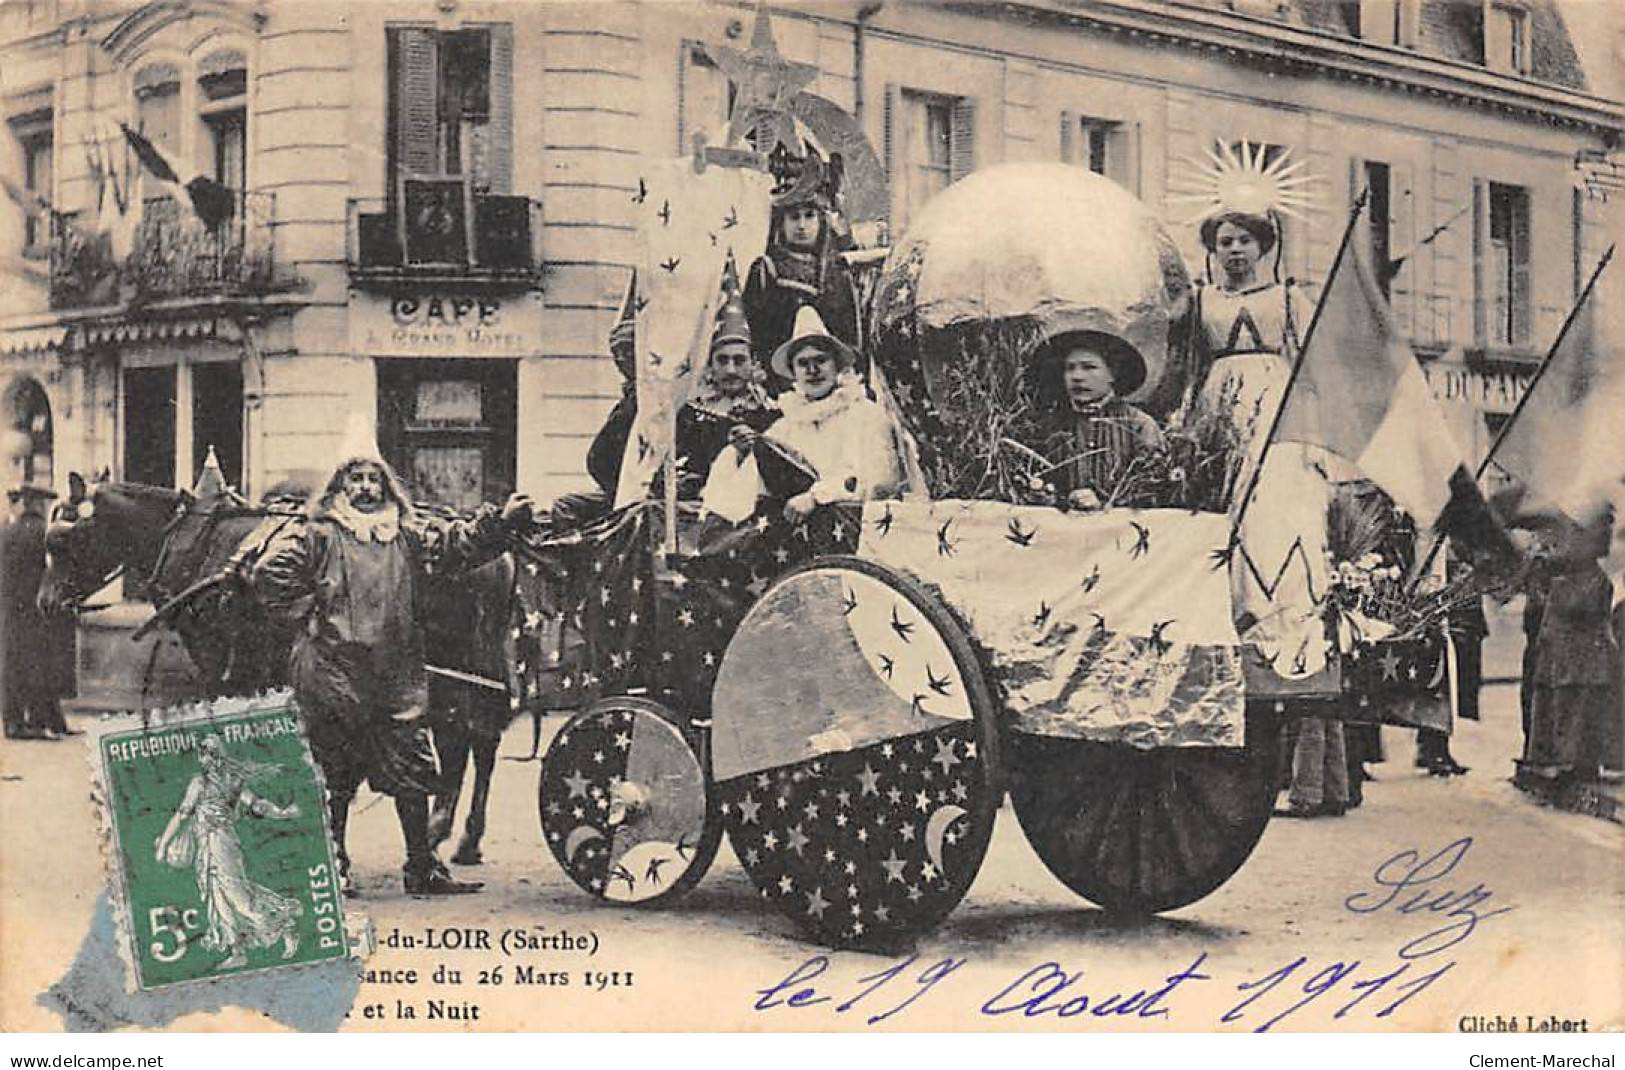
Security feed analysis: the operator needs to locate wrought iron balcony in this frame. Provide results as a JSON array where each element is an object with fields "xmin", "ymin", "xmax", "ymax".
[
  {"xmin": 347, "ymin": 184, "xmax": 543, "ymax": 288},
  {"xmin": 48, "ymin": 190, "xmax": 280, "ymax": 310}
]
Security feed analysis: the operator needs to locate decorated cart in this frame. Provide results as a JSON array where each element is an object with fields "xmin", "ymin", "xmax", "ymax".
[{"xmin": 516, "ymin": 147, "xmax": 1471, "ymax": 950}]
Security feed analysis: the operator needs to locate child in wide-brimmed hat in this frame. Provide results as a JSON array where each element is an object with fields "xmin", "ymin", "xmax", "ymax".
[{"xmin": 1030, "ymin": 329, "xmax": 1164, "ymax": 511}]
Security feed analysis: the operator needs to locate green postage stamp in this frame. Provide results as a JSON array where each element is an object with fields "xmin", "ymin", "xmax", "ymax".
[{"xmin": 89, "ymin": 692, "xmax": 350, "ymax": 991}]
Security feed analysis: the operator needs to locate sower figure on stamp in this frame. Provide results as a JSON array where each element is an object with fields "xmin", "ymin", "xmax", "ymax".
[
  {"xmin": 153, "ymin": 734, "xmax": 304, "ymax": 971},
  {"xmin": 253, "ymin": 421, "xmax": 533, "ymax": 896}
]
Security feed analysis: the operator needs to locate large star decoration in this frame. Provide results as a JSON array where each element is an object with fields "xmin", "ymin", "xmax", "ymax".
[{"xmin": 709, "ymin": 4, "xmax": 818, "ymax": 151}]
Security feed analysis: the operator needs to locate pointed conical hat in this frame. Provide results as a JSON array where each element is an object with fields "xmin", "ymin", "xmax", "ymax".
[{"xmin": 771, "ymin": 305, "xmax": 858, "ymax": 380}]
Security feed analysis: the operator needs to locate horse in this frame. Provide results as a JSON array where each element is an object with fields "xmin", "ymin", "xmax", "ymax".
[
  {"xmin": 39, "ymin": 471, "xmax": 295, "ymax": 698},
  {"xmin": 40, "ymin": 471, "xmax": 536, "ymax": 871}
]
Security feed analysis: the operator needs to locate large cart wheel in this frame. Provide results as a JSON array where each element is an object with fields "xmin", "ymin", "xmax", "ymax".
[
  {"xmin": 711, "ymin": 556, "xmax": 1002, "ymax": 949},
  {"xmin": 1007, "ymin": 704, "xmax": 1280, "ymax": 915},
  {"xmin": 539, "ymin": 695, "xmax": 722, "ymax": 905}
]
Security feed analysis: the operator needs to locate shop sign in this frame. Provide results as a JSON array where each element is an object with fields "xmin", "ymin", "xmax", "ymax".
[{"xmin": 351, "ymin": 292, "xmax": 541, "ymax": 357}]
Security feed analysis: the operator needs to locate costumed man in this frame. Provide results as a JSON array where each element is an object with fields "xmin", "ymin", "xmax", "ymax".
[
  {"xmin": 1031, "ymin": 330, "xmax": 1165, "ymax": 511},
  {"xmin": 743, "ymin": 145, "xmax": 860, "ymax": 386},
  {"xmin": 253, "ymin": 425, "xmax": 533, "ymax": 896},
  {"xmin": 552, "ymin": 283, "xmax": 640, "ymax": 529},
  {"xmin": 1, "ymin": 484, "xmax": 73, "ymax": 740},
  {"xmin": 670, "ymin": 265, "xmax": 780, "ymax": 497},
  {"xmin": 707, "ymin": 306, "xmax": 909, "ymax": 522}
]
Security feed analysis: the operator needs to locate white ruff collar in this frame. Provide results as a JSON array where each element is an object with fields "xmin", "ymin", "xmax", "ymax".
[
  {"xmin": 328, "ymin": 497, "xmax": 401, "ymax": 543},
  {"xmin": 778, "ymin": 375, "xmax": 866, "ymax": 429}
]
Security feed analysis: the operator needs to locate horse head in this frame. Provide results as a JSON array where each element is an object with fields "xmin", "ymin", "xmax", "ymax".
[{"xmin": 40, "ymin": 471, "xmax": 187, "ymax": 612}]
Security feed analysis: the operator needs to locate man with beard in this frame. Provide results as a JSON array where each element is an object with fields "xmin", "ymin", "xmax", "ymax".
[{"xmin": 253, "ymin": 431, "xmax": 532, "ymax": 896}]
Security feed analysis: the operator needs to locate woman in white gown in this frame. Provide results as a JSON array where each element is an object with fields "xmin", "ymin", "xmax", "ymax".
[
  {"xmin": 1191, "ymin": 209, "xmax": 1345, "ymax": 817},
  {"xmin": 154, "ymin": 735, "xmax": 304, "ymax": 970}
]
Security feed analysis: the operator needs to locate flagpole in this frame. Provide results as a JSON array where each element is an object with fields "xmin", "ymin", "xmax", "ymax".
[
  {"xmin": 1406, "ymin": 242, "xmax": 1615, "ymax": 589},
  {"xmin": 1473, "ymin": 242, "xmax": 1614, "ymax": 483},
  {"xmin": 1227, "ymin": 190, "xmax": 1370, "ymax": 541}
]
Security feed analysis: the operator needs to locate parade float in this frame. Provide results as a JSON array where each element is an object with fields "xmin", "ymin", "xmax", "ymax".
[{"xmin": 514, "ymin": 13, "xmax": 1484, "ymax": 950}]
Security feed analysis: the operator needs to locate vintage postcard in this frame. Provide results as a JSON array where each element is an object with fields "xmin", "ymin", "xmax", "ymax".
[{"xmin": 1, "ymin": 0, "xmax": 1622, "ymax": 1047}]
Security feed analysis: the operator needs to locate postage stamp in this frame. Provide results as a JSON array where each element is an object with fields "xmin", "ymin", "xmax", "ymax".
[{"xmin": 88, "ymin": 692, "xmax": 350, "ymax": 991}]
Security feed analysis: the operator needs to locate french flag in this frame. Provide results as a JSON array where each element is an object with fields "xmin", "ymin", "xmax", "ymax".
[
  {"xmin": 119, "ymin": 122, "xmax": 235, "ymax": 229},
  {"xmin": 1273, "ymin": 205, "xmax": 1507, "ymax": 557}
]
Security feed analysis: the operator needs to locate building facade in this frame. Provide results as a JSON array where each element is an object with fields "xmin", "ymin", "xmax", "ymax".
[{"xmin": 2, "ymin": 0, "xmax": 1620, "ymax": 513}]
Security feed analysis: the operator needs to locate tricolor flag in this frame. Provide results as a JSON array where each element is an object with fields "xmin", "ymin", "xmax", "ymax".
[
  {"xmin": 119, "ymin": 121, "xmax": 235, "ymax": 228},
  {"xmin": 1486, "ymin": 247, "xmax": 1618, "ymax": 531},
  {"xmin": 1273, "ymin": 205, "xmax": 1502, "ymax": 553}
]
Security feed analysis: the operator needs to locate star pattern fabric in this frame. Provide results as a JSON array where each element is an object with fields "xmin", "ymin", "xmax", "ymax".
[
  {"xmin": 539, "ymin": 703, "xmax": 710, "ymax": 903},
  {"xmin": 718, "ymin": 720, "xmax": 990, "ymax": 948},
  {"xmin": 507, "ymin": 501, "xmax": 861, "ymax": 720},
  {"xmin": 1341, "ymin": 634, "xmax": 1451, "ymax": 732}
]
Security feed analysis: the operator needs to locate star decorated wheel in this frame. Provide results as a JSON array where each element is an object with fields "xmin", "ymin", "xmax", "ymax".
[
  {"xmin": 1005, "ymin": 703, "xmax": 1281, "ymax": 915},
  {"xmin": 539, "ymin": 696, "xmax": 721, "ymax": 906},
  {"xmin": 711, "ymin": 556, "xmax": 1002, "ymax": 949}
]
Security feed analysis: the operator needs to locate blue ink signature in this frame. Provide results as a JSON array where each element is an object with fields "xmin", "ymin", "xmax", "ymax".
[
  {"xmin": 751, "ymin": 838, "xmax": 1510, "ymax": 1031},
  {"xmin": 1343, "ymin": 836, "xmax": 1514, "ymax": 958},
  {"xmin": 979, "ymin": 955, "xmax": 1211, "ymax": 1020}
]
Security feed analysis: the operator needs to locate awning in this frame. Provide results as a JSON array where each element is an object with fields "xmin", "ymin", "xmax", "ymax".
[
  {"xmin": 79, "ymin": 317, "xmax": 226, "ymax": 347},
  {"xmin": 0, "ymin": 325, "xmax": 69, "ymax": 357}
]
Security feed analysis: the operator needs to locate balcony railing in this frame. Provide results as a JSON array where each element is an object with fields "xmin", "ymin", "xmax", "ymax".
[
  {"xmin": 49, "ymin": 190, "xmax": 280, "ymax": 310},
  {"xmin": 347, "ymin": 185, "xmax": 543, "ymax": 287}
]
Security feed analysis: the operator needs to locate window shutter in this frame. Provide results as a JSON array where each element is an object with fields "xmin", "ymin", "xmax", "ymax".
[
  {"xmin": 949, "ymin": 97, "xmax": 976, "ymax": 183},
  {"xmin": 1390, "ymin": 160, "xmax": 1416, "ymax": 336},
  {"xmin": 881, "ymin": 84, "xmax": 897, "ymax": 224},
  {"xmin": 1058, "ymin": 109, "xmax": 1073, "ymax": 164},
  {"xmin": 1470, "ymin": 178, "xmax": 1487, "ymax": 346},
  {"xmin": 487, "ymin": 24, "xmax": 513, "ymax": 194},
  {"xmin": 395, "ymin": 27, "xmax": 439, "ymax": 177},
  {"xmin": 1347, "ymin": 154, "xmax": 1366, "ymax": 207},
  {"xmin": 1510, "ymin": 190, "xmax": 1530, "ymax": 346}
]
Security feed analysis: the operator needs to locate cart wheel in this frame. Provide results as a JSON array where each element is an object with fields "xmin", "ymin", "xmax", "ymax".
[
  {"xmin": 1007, "ymin": 704, "xmax": 1279, "ymax": 915},
  {"xmin": 539, "ymin": 696, "xmax": 721, "ymax": 905},
  {"xmin": 711, "ymin": 556, "xmax": 1002, "ymax": 949}
]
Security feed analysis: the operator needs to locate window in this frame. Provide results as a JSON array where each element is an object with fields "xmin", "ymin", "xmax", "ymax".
[
  {"xmin": 197, "ymin": 50, "xmax": 247, "ymax": 196},
  {"xmin": 1473, "ymin": 180, "xmax": 1530, "ymax": 348},
  {"xmin": 884, "ymin": 89, "xmax": 974, "ymax": 231},
  {"xmin": 8, "ymin": 89, "xmax": 53, "ymax": 257},
  {"xmin": 376, "ymin": 359, "xmax": 516, "ymax": 511},
  {"xmin": 1484, "ymin": 4, "xmax": 1528, "ymax": 74},
  {"xmin": 386, "ymin": 25, "xmax": 513, "ymax": 196},
  {"xmin": 20, "ymin": 129, "xmax": 51, "ymax": 255},
  {"xmin": 191, "ymin": 362, "xmax": 242, "ymax": 492},
  {"xmin": 1364, "ymin": 160, "xmax": 1392, "ymax": 297},
  {"xmin": 1060, "ymin": 112, "xmax": 1138, "ymax": 192},
  {"xmin": 133, "ymin": 63, "xmax": 182, "ymax": 154},
  {"xmin": 123, "ymin": 366, "xmax": 177, "ymax": 489}
]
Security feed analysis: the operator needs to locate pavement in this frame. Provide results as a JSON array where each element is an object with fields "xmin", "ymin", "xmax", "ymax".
[{"xmin": 3, "ymin": 668, "xmax": 1621, "ymax": 1033}]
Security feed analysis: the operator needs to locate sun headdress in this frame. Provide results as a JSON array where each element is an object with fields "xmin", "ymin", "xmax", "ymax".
[{"xmin": 1166, "ymin": 139, "xmax": 1320, "ymax": 227}]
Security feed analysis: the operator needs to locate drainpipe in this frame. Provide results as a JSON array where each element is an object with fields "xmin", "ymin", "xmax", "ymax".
[{"xmin": 853, "ymin": 1, "xmax": 885, "ymax": 124}]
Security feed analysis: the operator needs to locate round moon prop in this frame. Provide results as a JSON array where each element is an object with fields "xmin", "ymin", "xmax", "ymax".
[
  {"xmin": 540, "ymin": 697, "xmax": 721, "ymax": 906},
  {"xmin": 1005, "ymin": 704, "xmax": 1279, "ymax": 915},
  {"xmin": 871, "ymin": 163, "xmax": 1193, "ymax": 419},
  {"xmin": 711, "ymin": 556, "xmax": 1002, "ymax": 949}
]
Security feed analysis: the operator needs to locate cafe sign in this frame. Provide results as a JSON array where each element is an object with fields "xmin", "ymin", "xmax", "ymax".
[{"xmin": 351, "ymin": 292, "xmax": 542, "ymax": 357}]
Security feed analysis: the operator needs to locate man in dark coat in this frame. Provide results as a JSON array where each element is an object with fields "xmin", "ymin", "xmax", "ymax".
[
  {"xmin": 253, "ymin": 438, "xmax": 532, "ymax": 896},
  {"xmin": 2, "ymin": 485, "xmax": 65, "ymax": 740}
]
